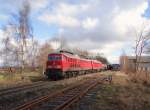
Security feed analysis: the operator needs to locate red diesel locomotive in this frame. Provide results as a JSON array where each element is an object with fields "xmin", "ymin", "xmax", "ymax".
[{"xmin": 44, "ymin": 51, "xmax": 105, "ymax": 80}]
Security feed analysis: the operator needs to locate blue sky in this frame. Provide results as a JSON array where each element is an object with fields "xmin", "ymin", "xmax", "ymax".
[
  {"xmin": 0, "ymin": 0, "xmax": 150, "ymax": 63},
  {"xmin": 144, "ymin": 0, "xmax": 150, "ymax": 18}
]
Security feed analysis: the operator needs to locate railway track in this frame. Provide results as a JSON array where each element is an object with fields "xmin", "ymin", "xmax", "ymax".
[
  {"xmin": 14, "ymin": 77, "xmax": 106, "ymax": 110},
  {"xmin": 0, "ymin": 81, "xmax": 49, "ymax": 96}
]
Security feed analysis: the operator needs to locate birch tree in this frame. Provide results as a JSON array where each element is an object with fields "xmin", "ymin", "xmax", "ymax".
[
  {"xmin": 17, "ymin": 1, "xmax": 33, "ymax": 71},
  {"xmin": 1, "ymin": 1, "xmax": 34, "ymax": 73}
]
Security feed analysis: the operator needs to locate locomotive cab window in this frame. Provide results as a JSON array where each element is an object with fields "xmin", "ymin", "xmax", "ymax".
[{"xmin": 48, "ymin": 56, "xmax": 61, "ymax": 60}]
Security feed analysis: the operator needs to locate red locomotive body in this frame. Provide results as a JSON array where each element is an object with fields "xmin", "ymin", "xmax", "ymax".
[{"xmin": 45, "ymin": 51, "xmax": 104, "ymax": 80}]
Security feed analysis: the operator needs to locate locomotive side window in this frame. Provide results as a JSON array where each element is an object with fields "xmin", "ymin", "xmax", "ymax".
[
  {"xmin": 55, "ymin": 56, "xmax": 61, "ymax": 60},
  {"xmin": 67, "ymin": 58, "xmax": 69, "ymax": 62}
]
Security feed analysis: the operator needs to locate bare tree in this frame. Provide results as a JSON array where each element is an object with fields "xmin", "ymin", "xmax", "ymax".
[
  {"xmin": 60, "ymin": 37, "xmax": 68, "ymax": 50},
  {"xmin": 134, "ymin": 24, "xmax": 150, "ymax": 72},
  {"xmin": 50, "ymin": 37, "xmax": 68, "ymax": 50},
  {"xmin": 0, "ymin": 25, "xmax": 19, "ymax": 73},
  {"xmin": 0, "ymin": 1, "xmax": 34, "ymax": 74},
  {"xmin": 27, "ymin": 40, "xmax": 39, "ymax": 70},
  {"xmin": 17, "ymin": 1, "xmax": 33, "ymax": 72},
  {"xmin": 1, "ymin": 28, "xmax": 12, "ymax": 67},
  {"xmin": 94, "ymin": 55, "xmax": 109, "ymax": 64},
  {"xmin": 37, "ymin": 43, "xmax": 53, "ymax": 72},
  {"xmin": 11, "ymin": 1, "xmax": 33, "ymax": 72},
  {"xmin": 144, "ymin": 41, "xmax": 150, "ymax": 54},
  {"xmin": 73, "ymin": 48, "xmax": 89, "ymax": 58}
]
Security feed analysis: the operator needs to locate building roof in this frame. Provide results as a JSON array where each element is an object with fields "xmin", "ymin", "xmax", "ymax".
[{"xmin": 127, "ymin": 56, "xmax": 150, "ymax": 63}]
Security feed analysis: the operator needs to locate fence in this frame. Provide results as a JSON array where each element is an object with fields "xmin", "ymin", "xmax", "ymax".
[{"xmin": 0, "ymin": 67, "xmax": 42, "ymax": 74}]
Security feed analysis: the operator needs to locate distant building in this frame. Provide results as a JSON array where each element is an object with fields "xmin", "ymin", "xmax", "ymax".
[{"xmin": 120, "ymin": 56, "xmax": 150, "ymax": 73}]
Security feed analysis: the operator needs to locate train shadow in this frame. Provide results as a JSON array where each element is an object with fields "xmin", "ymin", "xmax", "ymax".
[{"xmin": 28, "ymin": 76, "xmax": 47, "ymax": 82}]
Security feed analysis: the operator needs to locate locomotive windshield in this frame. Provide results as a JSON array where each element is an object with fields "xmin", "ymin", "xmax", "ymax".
[{"xmin": 48, "ymin": 56, "xmax": 61, "ymax": 60}]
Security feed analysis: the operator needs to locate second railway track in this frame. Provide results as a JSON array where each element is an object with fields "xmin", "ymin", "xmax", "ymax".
[
  {"xmin": 0, "ymin": 81, "xmax": 49, "ymax": 96},
  {"xmin": 14, "ymin": 77, "xmax": 106, "ymax": 110}
]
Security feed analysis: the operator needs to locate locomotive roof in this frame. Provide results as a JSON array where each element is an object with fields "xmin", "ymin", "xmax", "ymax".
[
  {"xmin": 60, "ymin": 50, "xmax": 74, "ymax": 55},
  {"xmin": 48, "ymin": 52, "xmax": 102, "ymax": 63},
  {"xmin": 48, "ymin": 50, "xmax": 102, "ymax": 63},
  {"xmin": 49, "ymin": 52, "xmax": 90, "ymax": 61}
]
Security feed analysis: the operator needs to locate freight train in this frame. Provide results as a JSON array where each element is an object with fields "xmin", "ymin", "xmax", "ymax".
[{"xmin": 44, "ymin": 50, "xmax": 106, "ymax": 80}]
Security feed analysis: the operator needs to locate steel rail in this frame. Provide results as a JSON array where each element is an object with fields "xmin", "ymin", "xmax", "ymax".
[
  {"xmin": 0, "ymin": 81, "xmax": 48, "ymax": 96},
  {"xmin": 14, "ymin": 78, "xmax": 103, "ymax": 110},
  {"xmin": 14, "ymin": 80, "xmax": 89, "ymax": 110},
  {"xmin": 54, "ymin": 80, "xmax": 100, "ymax": 110}
]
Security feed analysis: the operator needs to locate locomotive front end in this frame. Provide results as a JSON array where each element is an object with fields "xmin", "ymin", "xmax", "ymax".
[{"xmin": 45, "ymin": 54, "xmax": 63, "ymax": 80}]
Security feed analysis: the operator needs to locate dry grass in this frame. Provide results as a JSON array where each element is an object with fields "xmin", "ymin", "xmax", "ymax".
[
  {"xmin": 111, "ymin": 71, "xmax": 129, "ymax": 86},
  {"xmin": 0, "ymin": 71, "xmax": 106, "ymax": 90},
  {"xmin": 72, "ymin": 71, "xmax": 150, "ymax": 110},
  {"xmin": 1, "ymin": 71, "xmax": 149, "ymax": 110},
  {"xmin": 118, "ymin": 84, "xmax": 150, "ymax": 110},
  {"xmin": 112, "ymin": 72, "xmax": 150, "ymax": 110},
  {"xmin": 96, "ymin": 72, "xmax": 150, "ymax": 110},
  {"xmin": 0, "ymin": 72, "xmax": 108, "ymax": 110},
  {"xmin": 128, "ymin": 71, "xmax": 150, "ymax": 86},
  {"xmin": 0, "ymin": 71, "xmax": 43, "ymax": 89}
]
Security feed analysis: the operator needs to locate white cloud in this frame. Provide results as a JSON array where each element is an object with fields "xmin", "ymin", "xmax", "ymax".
[
  {"xmin": 29, "ymin": 0, "xmax": 49, "ymax": 12},
  {"xmin": 0, "ymin": 29, "xmax": 4, "ymax": 65},
  {"xmin": 38, "ymin": 2, "xmax": 91, "ymax": 28},
  {"xmin": 0, "ymin": 29, "xmax": 3, "ymax": 37},
  {"xmin": 39, "ymin": 0, "xmax": 150, "ymax": 63},
  {"xmin": 0, "ymin": 14, "xmax": 8, "ymax": 21},
  {"xmin": 0, "ymin": 29, "xmax": 4, "ymax": 42},
  {"xmin": 38, "ymin": 13, "xmax": 80, "ymax": 27},
  {"xmin": 113, "ymin": 1, "xmax": 148, "ymax": 35},
  {"xmin": 82, "ymin": 17, "xmax": 99, "ymax": 30},
  {"xmin": 55, "ymin": 3, "xmax": 78, "ymax": 16},
  {"xmin": 54, "ymin": 3, "xmax": 90, "ymax": 16},
  {"xmin": 2, "ymin": 0, "xmax": 149, "ymax": 63},
  {"xmin": 38, "ymin": 0, "xmax": 150, "ymax": 63},
  {"xmin": 89, "ymin": 42, "xmax": 124, "ymax": 63}
]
